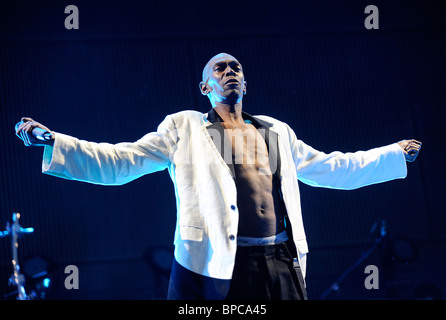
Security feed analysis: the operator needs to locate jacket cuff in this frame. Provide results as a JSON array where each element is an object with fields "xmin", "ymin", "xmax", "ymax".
[
  {"xmin": 382, "ymin": 142, "xmax": 407, "ymax": 180},
  {"xmin": 42, "ymin": 132, "xmax": 73, "ymax": 180}
]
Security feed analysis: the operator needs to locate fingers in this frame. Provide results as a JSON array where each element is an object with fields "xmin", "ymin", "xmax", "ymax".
[
  {"xmin": 15, "ymin": 117, "xmax": 54, "ymax": 147},
  {"xmin": 15, "ymin": 117, "xmax": 33, "ymax": 134},
  {"xmin": 20, "ymin": 123, "xmax": 33, "ymax": 146},
  {"xmin": 15, "ymin": 117, "xmax": 37, "ymax": 146},
  {"xmin": 15, "ymin": 117, "xmax": 33, "ymax": 131},
  {"xmin": 407, "ymin": 149, "xmax": 419, "ymax": 161},
  {"xmin": 15, "ymin": 122, "xmax": 24, "ymax": 139},
  {"xmin": 403, "ymin": 139, "xmax": 422, "ymax": 162},
  {"xmin": 404, "ymin": 140, "xmax": 422, "ymax": 152},
  {"xmin": 21, "ymin": 116, "xmax": 34, "ymax": 123}
]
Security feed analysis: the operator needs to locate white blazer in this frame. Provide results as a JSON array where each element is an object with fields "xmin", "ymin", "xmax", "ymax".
[{"xmin": 42, "ymin": 109, "xmax": 407, "ymax": 280}]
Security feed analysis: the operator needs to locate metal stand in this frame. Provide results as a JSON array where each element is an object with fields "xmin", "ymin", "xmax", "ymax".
[
  {"xmin": 320, "ymin": 219, "xmax": 386, "ymax": 299},
  {"xmin": 1, "ymin": 213, "xmax": 34, "ymax": 300}
]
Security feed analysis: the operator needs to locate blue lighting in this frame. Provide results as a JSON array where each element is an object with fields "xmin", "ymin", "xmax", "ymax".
[{"xmin": 42, "ymin": 278, "xmax": 51, "ymax": 288}]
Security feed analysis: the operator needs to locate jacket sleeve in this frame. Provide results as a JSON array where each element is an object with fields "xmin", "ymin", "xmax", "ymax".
[
  {"xmin": 42, "ymin": 115, "xmax": 177, "ymax": 185},
  {"xmin": 286, "ymin": 125, "xmax": 407, "ymax": 190}
]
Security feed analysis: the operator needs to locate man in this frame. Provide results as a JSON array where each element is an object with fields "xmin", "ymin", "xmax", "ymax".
[{"xmin": 16, "ymin": 53, "xmax": 421, "ymax": 300}]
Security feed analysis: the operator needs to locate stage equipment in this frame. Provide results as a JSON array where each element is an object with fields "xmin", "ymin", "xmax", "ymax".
[
  {"xmin": 1, "ymin": 213, "xmax": 34, "ymax": 300},
  {"xmin": 320, "ymin": 219, "xmax": 387, "ymax": 299}
]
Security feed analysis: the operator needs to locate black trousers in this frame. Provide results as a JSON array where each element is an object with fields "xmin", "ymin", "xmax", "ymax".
[{"xmin": 167, "ymin": 241, "xmax": 307, "ymax": 300}]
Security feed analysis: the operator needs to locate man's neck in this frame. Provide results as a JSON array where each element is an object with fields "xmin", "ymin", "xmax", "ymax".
[{"xmin": 213, "ymin": 102, "xmax": 244, "ymax": 124}]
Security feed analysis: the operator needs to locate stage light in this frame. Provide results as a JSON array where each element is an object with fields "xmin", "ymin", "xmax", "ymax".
[
  {"xmin": 42, "ymin": 278, "xmax": 51, "ymax": 288},
  {"xmin": 22, "ymin": 255, "xmax": 54, "ymax": 299}
]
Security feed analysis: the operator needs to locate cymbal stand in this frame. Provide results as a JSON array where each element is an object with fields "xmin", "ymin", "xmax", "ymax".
[{"xmin": 0, "ymin": 212, "xmax": 34, "ymax": 300}]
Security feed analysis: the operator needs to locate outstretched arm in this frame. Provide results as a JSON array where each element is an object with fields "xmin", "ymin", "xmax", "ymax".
[
  {"xmin": 285, "ymin": 124, "xmax": 421, "ymax": 190},
  {"xmin": 15, "ymin": 116, "xmax": 176, "ymax": 185}
]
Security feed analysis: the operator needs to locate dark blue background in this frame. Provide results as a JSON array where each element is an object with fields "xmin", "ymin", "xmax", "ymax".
[{"xmin": 1, "ymin": 0, "xmax": 445, "ymax": 299}]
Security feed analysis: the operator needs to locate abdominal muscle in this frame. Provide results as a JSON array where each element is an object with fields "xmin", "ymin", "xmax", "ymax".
[{"xmin": 223, "ymin": 122, "xmax": 285, "ymax": 238}]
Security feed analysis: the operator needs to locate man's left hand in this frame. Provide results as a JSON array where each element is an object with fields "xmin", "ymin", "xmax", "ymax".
[{"xmin": 398, "ymin": 139, "xmax": 422, "ymax": 162}]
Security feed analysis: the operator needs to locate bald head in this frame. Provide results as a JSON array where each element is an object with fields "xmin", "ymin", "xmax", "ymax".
[
  {"xmin": 202, "ymin": 53, "xmax": 241, "ymax": 82},
  {"xmin": 199, "ymin": 52, "xmax": 246, "ymax": 106}
]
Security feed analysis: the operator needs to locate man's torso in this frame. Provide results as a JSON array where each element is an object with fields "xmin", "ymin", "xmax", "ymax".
[{"xmin": 221, "ymin": 121, "xmax": 285, "ymax": 237}]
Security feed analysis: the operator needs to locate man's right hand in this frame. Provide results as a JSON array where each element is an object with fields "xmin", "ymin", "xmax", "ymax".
[{"xmin": 15, "ymin": 117, "xmax": 54, "ymax": 147}]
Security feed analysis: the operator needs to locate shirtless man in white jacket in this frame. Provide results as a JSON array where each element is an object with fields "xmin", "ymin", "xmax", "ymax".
[{"xmin": 15, "ymin": 53, "xmax": 421, "ymax": 300}]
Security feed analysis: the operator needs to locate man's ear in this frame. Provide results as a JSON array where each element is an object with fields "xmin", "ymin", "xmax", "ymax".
[
  {"xmin": 199, "ymin": 81, "xmax": 212, "ymax": 95},
  {"xmin": 243, "ymin": 81, "xmax": 247, "ymax": 95}
]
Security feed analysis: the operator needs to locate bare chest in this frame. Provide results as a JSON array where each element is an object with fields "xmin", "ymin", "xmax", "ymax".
[
  {"xmin": 222, "ymin": 123, "xmax": 270, "ymax": 172},
  {"xmin": 221, "ymin": 122, "xmax": 284, "ymax": 237}
]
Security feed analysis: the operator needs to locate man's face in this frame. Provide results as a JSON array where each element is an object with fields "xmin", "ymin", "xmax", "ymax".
[{"xmin": 200, "ymin": 53, "xmax": 247, "ymax": 105}]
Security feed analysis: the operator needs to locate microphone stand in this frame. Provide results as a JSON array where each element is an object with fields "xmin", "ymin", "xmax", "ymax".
[
  {"xmin": 320, "ymin": 220, "xmax": 386, "ymax": 300},
  {"xmin": 0, "ymin": 212, "xmax": 34, "ymax": 300}
]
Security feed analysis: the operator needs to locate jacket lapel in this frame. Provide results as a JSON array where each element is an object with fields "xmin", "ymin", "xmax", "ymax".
[{"xmin": 204, "ymin": 119, "xmax": 236, "ymax": 178}]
